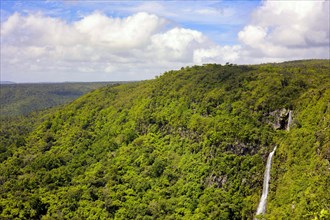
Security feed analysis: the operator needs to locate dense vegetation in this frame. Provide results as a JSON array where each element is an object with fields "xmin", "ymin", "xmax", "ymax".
[
  {"xmin": 0, "ymin": 82, "xmax": 124, "ymax": 117},
  {"xmin": 0, "ymin": 60, "xmax": 329, "ymax": 219}
]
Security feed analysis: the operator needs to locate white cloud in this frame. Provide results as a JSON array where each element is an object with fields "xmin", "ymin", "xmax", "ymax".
[
  {"xmin": 238, "ymin": 25, "xmax": 267, "ymax": 48},
  {"xmin": 238, "ymin": 0, "xmax": 330, "ymax": 61},
  {"xmin": 148, "ymin": 27, "xmax": 207, "ymax": 61},
  {"xmin": 74, "ymin": 12, "xmax": 167, "ymax": 50},
  {"xmin": 1, "ymin": 12, "xmax": 78, "ymax": 47},
  {"xmin": 1, "ymin": 0, "xmax": 329, "ymax": 82},
  {"xmin": 194, "ymin": 45, "xmax": 241, "ymax": 64},
  {"xmin": 120, "ymin": 1, "xmax": 241, "ymax": 26},
  {"xmin": 1, "ymin": 11, "xmax": 237, "ymax": 82}
]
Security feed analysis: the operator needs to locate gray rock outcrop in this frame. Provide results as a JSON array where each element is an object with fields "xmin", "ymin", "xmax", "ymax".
[{"xmin": 268, "ymin": 108, "xmax": 293, "ymax": 130}]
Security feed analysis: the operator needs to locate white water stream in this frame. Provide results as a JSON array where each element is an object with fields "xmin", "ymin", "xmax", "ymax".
[
  {"xmin": 255, "ymin": 110, "xmax": 292, "ymax": 218},
  {"xmin": 287, "ymin": 110, "xmax": 292, "ymax": 131},
  {"xmin": 255, "ymin": 146, "xmax": 277, "ymax": 218}
]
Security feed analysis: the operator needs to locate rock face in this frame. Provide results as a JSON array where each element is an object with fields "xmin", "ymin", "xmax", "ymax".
[
  {"xmin": 268, "ymin": 108, "xmax": 293, "ymax": 130},
  {"xmin": 205, "ymin": 174, "xmax": 228, "ymax": 188},
  {"xmin": 225, "ymin": 142, "xmax": 259, "ymax": 156}
]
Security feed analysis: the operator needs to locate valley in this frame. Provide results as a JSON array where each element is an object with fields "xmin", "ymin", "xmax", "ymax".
[{"xmin": 0, "ymin": 60, "xmax": 329, "ymax": 219}]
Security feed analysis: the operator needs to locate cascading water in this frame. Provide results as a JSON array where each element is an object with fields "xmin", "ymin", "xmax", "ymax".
[
  {"xmin": 255, "ymin": 146, "xmax": 277, "ymax": 218},
  {"xmin": 255, "ymin": 110, "xmax": 291, "ymax": 218},
  {"xmin": 287, "ymin": 110, "xmax": 292, "ymax": 131}
]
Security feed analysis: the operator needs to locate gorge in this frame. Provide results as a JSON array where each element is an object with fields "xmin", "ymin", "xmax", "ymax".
[{"xmin": 0, "ymin": 60, "xmax": 329, "ymax": 219}]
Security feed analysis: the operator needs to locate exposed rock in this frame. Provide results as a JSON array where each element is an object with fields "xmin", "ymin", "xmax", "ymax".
[
  {"xmin": 268, "ymin": 108, "xmax": 293, "ymax": 130},
  {"xmin": 225, "ymin": 142, "xmax": 259, "ymax": 156},
  {"xmin": 205, "ymin": 174, "xmax": 227, "ymax": 188}
]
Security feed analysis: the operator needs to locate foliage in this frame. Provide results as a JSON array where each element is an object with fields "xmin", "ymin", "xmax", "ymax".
[
  {"xmin": 0, "ymin": 60, "xmax": 329, "ymax": 219},
  {"xmin": 0, "ymin": 82, "xmax": 126, "ymax": 117}
]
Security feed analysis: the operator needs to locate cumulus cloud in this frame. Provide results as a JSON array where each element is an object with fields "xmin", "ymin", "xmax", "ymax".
[
  {"xmin": 238, "ymin": 0, "xmax": 330, "ymax": 61},
  {"xmin": 1, "ymin": 0, "xmax": 329, "ymax": 82},
  {"xmin": 74, "ymin": 12, "xmax": 167, "ymax": 50},
  {"xmin": 1, "ymin": 11, "xmax": 237, "ymax": 82},
  {"xmin": 194, "ymin": 45, "xmax": 241, "ymax": 64},
  {"xmin": 148, "ymin": 28, "xmax": 207, "ymax": 61}
]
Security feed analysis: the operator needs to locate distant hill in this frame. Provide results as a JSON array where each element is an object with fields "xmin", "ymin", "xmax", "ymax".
[
  {"xmin": 0, "ymin": 82, "xmax": 125, "ymax": 117},
  {"xmin": 0, "ymin": 81, "xmax": 16, "ymax": 84},
  {"xmin": 0, "ymin": 60, "xmax": 329, "ymax": 219}
]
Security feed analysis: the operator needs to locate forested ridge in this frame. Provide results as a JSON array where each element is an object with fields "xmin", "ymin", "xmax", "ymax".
[
  {"xmin": 0, "ymin": 82, "xmax": 125, "ymax": 117},
  {"xmin": 0, "ymin": 60, "xmax": 329, "ymax": 219}
]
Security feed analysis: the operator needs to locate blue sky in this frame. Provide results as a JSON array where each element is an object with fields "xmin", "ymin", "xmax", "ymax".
[
  {"xmin": 1, "ymin": 0, "xmax": 261, "ymax": 45},
  {"xmin": 1, "ymin": 0, "xmax": 329, "ymax": 82}
]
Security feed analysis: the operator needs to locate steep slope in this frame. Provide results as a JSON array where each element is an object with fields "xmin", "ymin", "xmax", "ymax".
[{"xmin": 0, "ymin": 60, "xmax": 329, "ymax": 219}]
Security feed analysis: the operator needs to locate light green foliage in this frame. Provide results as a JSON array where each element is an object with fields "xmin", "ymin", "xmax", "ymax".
[
  {"xmin": 0, "ymin": 60, "xmax": 329, "ymax": 219},
  {"xmin": 0, "ymin": 82, "xmax": 125, "ymax": 117}
]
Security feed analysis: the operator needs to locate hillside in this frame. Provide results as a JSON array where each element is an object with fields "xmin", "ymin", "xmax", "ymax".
[
  {"xmin": 0, "ymin": 60, "xmax": 329, "ymax": 219},
  {"xmin": 0, "ymin": 82, "xmax": 125, "ymax": 117}
]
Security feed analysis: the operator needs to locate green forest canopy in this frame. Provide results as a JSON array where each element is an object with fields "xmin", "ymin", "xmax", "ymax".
[
  {"xmin": 0, "ymin": 82, "xmax": 127, "ymax": 117},
  {"xmin": 0, "ymin": 60, "xmax": 329, "ymax": 219}
]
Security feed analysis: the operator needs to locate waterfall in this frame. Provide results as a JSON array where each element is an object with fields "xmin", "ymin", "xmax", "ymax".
[
  {"xmin": 255, "ymin": 146, "xmax": 277, "ymax": 218},
  {"xmin": 287, "ymin": 110, "xmax": 292, "ymax": 131}
]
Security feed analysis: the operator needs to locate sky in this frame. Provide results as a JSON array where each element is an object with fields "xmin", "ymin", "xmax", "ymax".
[{"xmin": 1, "ymin": 0, "xmax": 329, "ymax": 82}]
